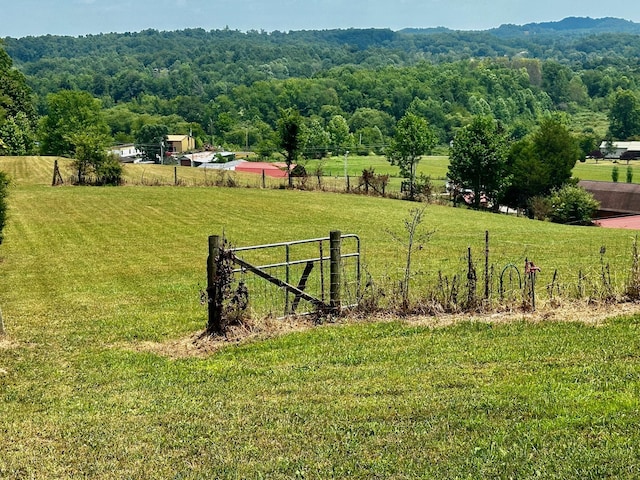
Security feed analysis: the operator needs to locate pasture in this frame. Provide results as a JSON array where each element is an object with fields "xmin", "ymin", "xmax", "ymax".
[
  {"xmin": 1, "ymin": 156, "xmax": 640, "ymax": 478},
  {"xmin": 100, "ymin": 153, "xmax": 640, "ymax": 193}
]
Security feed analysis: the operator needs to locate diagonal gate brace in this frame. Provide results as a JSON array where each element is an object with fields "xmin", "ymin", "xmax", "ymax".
[
  {"xmin": 233, "ymin": 256, "xmax": 329, "ymax": 311},
  {"xmin": 290, "ymin": 261, "xmax": 315, "ymax": 313}
]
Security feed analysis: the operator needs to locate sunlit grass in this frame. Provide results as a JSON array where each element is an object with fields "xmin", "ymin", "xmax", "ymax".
[{"xmin": 2, "ymin": 156, "xmax": 640, "ymax": 478}]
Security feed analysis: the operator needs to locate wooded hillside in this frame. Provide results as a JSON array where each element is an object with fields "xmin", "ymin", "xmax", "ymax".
[{"xmin": 2, "ymin": 17, "xmax": 640, "ymax": 155}]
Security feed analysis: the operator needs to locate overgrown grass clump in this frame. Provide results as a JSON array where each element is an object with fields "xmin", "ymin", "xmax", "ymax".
[{"xmin": 1, "ymin": 156, "xmax": 640, "ymax": 478}]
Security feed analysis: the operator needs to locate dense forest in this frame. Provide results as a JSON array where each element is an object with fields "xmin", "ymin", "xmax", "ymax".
[{"xmin": 3, "ymin": 17, "xmax": 640, "ymax": 158}]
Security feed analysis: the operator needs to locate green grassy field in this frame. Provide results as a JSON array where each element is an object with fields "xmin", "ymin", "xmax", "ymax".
[
  {"xmin": 2, "ymin": 156, "xmax": 640, "ymax": 478},
  {"xmin": 573, "ymin": 158, "xmax": 640, "ymax": 183},
  {"xmin": 304, "ymin": 154, "xmax": 450, "ymax": 180}
]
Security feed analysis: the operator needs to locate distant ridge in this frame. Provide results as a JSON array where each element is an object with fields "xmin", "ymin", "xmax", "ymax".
[
  {"xmin": 491, "ymin": 17, "xmax": 640, "ymax": 37},
  {"xmin": 400, "ymin": 17, "xmax": 640, "ymax": 37}
]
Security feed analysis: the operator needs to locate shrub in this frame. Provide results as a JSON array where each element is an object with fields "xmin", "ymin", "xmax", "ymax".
[
  {"xmin": 95, "ymin": 156, "xmax": 123, "ymax": 185},
  {"xmin": 548, "ymin": 184, "xmax": 600, "ymax": 225},
  {"xmin": 528, "ymin": 195, "xmax": 553, "ymax": 221}
]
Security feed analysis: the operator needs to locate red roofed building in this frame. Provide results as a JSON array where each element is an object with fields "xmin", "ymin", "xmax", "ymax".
[{"xmin": 235, "ymin": 162, "xmax": 292, "ymax": 178}]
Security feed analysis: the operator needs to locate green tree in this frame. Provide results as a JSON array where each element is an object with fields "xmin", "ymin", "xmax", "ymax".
[
  {"xmin": 70, "ymin": 130, "xmax": 121, "ymax": 185},
  {"xmin": 448, "ymin": 116, "xmax": 509, "ymax": 209},
  {"xmin": 299, "ymin": 118, "xmax": 330, "ymax": 159},
  {"xmin": 354, "ymin": 126, "xmax": 385, "ymax": 155},
  {"xmin": 327, "ymin": 115, "xmax": 353, "ymax": 156},
  {"xmin": 612, "ymin": 165, "xmax": 619, "ymax": 183},
  {"xmin": 277, "ymin": 108, "xmax": 302, "ymax": 187},
  {"xmin": 348, "ymin": 108, "xmax": 394, "ymax": 138},
  {"xmin": 134, "ymin": 124, "xmax": 169, "ymax": 163},
  {"xmin": 505, "ymin": 116, "xmax": 581, "ymax": 209},
  {"xmin": 0, "ymin": 171, "xmax": 9, "ymax": 245},
  {"xmin": 608, "ymin": 89, "xmax": 640, "ymax": 140},
  {"xmin": 530, "ymin": 116, "xmax": 581, "ymax": 190},
  {"xmin": 39, "ymin": 90, "xmax": 110, "ymax": 156},
  {"xmin": 0, "ymin": 113, "xmax": 36, "ymax": 155},
  {"xmin": 386, "ymin": 112, "xmax": 436, "ymax": 200},
  {"xmin": 0, "ymin": 44, "xmax": 37, "ymax": 155},
  {"xmin": 541, "ymin": 61, "xmax": 572, "ymax": 106},
  {"xmin": 256, "ymin": 138, "xmax": 277, "ymax": 160},
  {"xmin": 576, "ymin": 131, "xmax": 599, "ymax": 161}
]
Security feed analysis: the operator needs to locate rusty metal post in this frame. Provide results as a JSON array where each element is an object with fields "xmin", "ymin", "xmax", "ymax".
[{"xmin": 207, "ymin": 235, "xmax": 223, "ymax": 333}]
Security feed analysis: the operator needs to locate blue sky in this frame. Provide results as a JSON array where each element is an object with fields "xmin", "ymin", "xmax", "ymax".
[{"xmin": 1, "ymin": 0, "xmax": 639, "ymax": 38}]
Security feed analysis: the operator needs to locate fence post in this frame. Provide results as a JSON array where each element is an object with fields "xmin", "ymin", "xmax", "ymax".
[
  {"xmin": 52, "ymin": 160, "xmax": 58, "ymax": 186},
  {"xmin": 330, "ymin": 230, "xmax": 342, "ymax": 312},
  {"xmin": 207, "ymin": 235, "xmax": 223, "ymax": 334},
  {"xmin": 174, "ymin": 166, "xmax": 178, "ymax": 186},
  {"xmin": 51, "ymin": 160, "xmax": 63, "ymax": 186},
  {"xmin": 484, "ymin": 230, "xmax": 490, "ymax": 300}
]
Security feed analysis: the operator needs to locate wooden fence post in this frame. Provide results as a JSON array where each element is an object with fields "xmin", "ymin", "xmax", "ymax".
[
  {"xmin": 484, "ymin": 230, "xmax": 490, "ymax": 300},
  {"xmin": 174, "ymin": 166, "xmax": 178, "ymax": 186},
  {"xmin": 330, "ymin": 230, "xmax": 342, "ymax": 311},
  {"xmin": 207, "ymin": 235, "xmax": 223, "ymax": 334},
  {"xmin": 52, "ymin": 160, "xmax": 58, "ymax": 186},
  {"xmin": 51, "ymin": 160, "xmax": 63, "ymax": 186}
]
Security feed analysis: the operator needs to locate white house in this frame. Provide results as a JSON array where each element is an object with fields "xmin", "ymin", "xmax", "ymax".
[{"xmin": 109, "ymin": 144, "xmax": 142, "ymax": 162}]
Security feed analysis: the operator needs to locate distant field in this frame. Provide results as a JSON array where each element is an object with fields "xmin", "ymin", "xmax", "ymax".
[
  {"xmin": 2, "ymin": 156, "xmax": 640, "ymax": 478},
  {"xmin": 573, "ymin": 158, "xmax": 640, "ymax": 183},
  {"xmin": 304, "ymin": 154, "xmax": 450, "ymax": 179}
]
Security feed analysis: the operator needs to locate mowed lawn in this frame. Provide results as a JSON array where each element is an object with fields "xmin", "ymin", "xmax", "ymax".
[{"xmin": 1, "ymin": 157, "xmax": 640, "ymax": 478}]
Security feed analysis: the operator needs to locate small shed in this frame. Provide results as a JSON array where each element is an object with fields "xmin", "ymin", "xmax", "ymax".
[
  {"xmin": 178, "ymin": 152, "xmax": 217, "ymax": 167},
  {"xmin": 167, "ymin": 135, "xmax": 196, "ymax": 154}
]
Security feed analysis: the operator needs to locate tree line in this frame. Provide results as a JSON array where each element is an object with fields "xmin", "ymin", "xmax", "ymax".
[{"xmin": 5, "ymin": 26, "xmax": 640, "ymax": 155}]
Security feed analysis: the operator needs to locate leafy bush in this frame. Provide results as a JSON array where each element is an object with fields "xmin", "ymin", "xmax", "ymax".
[
  {"xmin": 548, "ymin": 184, "xmax": 599, "ymax": 225},
  {"xmin": 528, "ymin": 195, "xmax": 553, "ymax": 220},
  {"xmin": 95, "ymin": 155, "xmax": 123, "ymax": 185}
]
